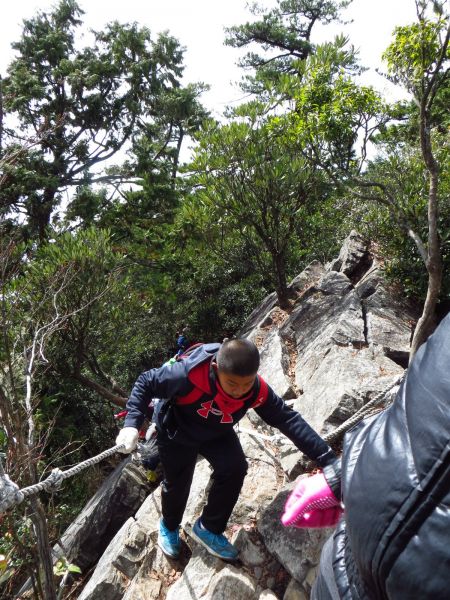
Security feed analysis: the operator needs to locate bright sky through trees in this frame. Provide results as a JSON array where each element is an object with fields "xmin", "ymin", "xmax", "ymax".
[{"xmin": 1, "ymin": 0, "xmax": 417, "ymax": 117}]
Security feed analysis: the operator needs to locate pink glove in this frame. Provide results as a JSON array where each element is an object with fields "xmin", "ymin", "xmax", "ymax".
[{"xmin": 281, "ymin": 472, "xmax": 343, "ymax": 529}]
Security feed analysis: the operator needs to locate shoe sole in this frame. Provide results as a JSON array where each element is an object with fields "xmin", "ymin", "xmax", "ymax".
[
  {"xmin": 157, "ymin": 534, "xmax": 180, "ymax": 559},
  {"xmin": 190, "ymin": 527, "xmax": 238, "ymax": 561}
]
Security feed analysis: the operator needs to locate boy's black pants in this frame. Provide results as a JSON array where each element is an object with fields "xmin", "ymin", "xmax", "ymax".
[{"xmin": 157, "ymin": 430, "xmax": 248, "ymax": 534}]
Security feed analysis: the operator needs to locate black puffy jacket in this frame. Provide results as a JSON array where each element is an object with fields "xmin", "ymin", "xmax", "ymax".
[{"xmin": 313, "ymin": 312, "xmax": 450, "ymax": 599}]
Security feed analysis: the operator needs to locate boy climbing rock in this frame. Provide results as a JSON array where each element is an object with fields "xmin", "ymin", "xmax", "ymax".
[{"xmin": 116, "ymin": 339, "xmax": 340, "ymax": 561}]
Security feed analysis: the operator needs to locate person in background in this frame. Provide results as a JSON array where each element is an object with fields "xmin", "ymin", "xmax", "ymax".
[
  {"xmin": 282, "ymin": 313, "xmax": 450, "ymax": 600},
  {"xmin": 175, "ymin": 327, "xmax": 190, "ymax": 356}
]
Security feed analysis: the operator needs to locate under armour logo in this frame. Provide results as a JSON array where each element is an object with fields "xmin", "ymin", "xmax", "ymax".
[{"xmin": 197, "ymin": 401, "xmax": 234, "ymax": 424}]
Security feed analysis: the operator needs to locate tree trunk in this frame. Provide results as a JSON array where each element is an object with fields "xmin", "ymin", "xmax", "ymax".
[
  {"xmin": 171, "ymin": 125, "xmax": 184, "ymax": 186},
  {"xmin": 72, "ymin": 372, "xmax": 127, "ymax": 408},
  {"xmin": 410, "ymin": 259, "xmax": 442, "ymax": 359},
  {"xmin": 273, "ymin": 251, "xmax": 290, "ymax": 309},
  {"xmin": 409, "ymin": 101, "xmax": 443, "ymax": 360},
  {"xmin": 29, "ymin": 496, "xmax": 57, "ymax": 600},
  {"xmin": 30, "ymin": 188, "xmax": 55, "ymax": 242}
]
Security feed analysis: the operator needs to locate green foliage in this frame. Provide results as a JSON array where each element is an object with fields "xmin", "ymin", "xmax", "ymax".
[
  {"xmin": 53, "ymin": 557, "xmax": 81, "ymax": 577},
  {"xmin": 0, "ymin": 514, "xmax": 35, "ymax": 598},
  {"xmin": 189, "ymin": 102, "xmax": 340, "ymax": 305},
  {"xmin": 367, "ymin": 136, "xmax": 450, "ymax": 300},
  {"xmin": 1, "ymin": 0, "xmax": 203, "ymax": 242},
  {"xmin": 367, "ymin": 4, "xmax": 450, "ymax": 315},
  {"xmin": 276, "ymin": 37, "xmax": 386, "ymax": 174},
  {"xmin": 383, "ymin": 17, "xmax": 450, "ymax": 93},
  {"xmin": 172, "ymin": 257, "xmax": 269, "ymax": 341},
  {"xmin": 225, "ymin": 0, "xmax": 351, "ymax": 92}
]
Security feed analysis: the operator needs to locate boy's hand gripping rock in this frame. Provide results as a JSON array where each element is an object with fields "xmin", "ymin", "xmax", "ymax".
[
  {"xmin": 281, "ymin": 459, "xmax": 343, "ymax": 529},
  {"xmin": 115, "ymin": 427, "xmax": 139, "ymax": 454}
]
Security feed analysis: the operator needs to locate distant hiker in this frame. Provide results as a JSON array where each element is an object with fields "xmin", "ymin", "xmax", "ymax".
[
  {"xmin": 175, "ymin": 327, "xmax": 190, "ymax": 356},
  {"xmin": 116, "ymin": 339, "xmax": 339, "ymax": 561},
  {"xmin": 282, "ymin": 313, "xmax": 450, "ymax": 600}
]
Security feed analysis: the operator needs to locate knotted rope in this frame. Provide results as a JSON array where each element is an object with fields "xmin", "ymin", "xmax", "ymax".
[
  {"xmin": 0, "ymin": 443, "xmax": 125, "ymax": 514},
  {"xmin": 0, "ymin": 459, "xmax": 25, "ymax": 513},
  {"xmin": 323, "ymin": 373, "xmax": 405, "ymax": 448}
]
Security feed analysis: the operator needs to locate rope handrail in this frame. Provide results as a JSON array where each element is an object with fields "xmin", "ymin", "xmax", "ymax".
[
  {"xmin": 0, "ymin": 423, "xmax": 291, "ymax": 515},
  {"xmin": 1, "ymin": 374, "xmax": 406, "ymax": 512},
  {"xmin": 0, "ymin": 443, "xmax": 125, "ymax": 514},
  {"xmin": 323, "ymin": 373, "xmax": 405, "ymax": 446}
]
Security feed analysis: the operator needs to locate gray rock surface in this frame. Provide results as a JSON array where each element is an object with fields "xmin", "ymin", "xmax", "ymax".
[
  {"xmin": 239, "ymin": 292, "xmax": 278, "ymax": 338},
  {"xmin": 257, "ymin": 329, "xmax": 296, "ymax": 399},
  {"xmin": 57, "ymin": 459, "xmax": 153, "ymax": 570},
  {"xmin": 287, "ymin": 261, "xmax": 324, "ymax": 296},
  {"xmin": 258, "ymin": 485, "xmax": 332, "ymax": 584},
  {"xmin": 283, "ymin": 578, "xmax": 309, "ymax": 600},
  {"xmin": 204, "ymin": 565, "xmax": 261, "ymax": 600},
  {"xmin": 328, "ymin": 230, "xmax": 371, "ymax": 281},
  {"xmin": 165, "ymin": 548, "xmax": 224, "ymax": 600}
]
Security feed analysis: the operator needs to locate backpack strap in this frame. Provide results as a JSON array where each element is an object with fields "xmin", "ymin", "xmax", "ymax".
[
  {"xmin": 250, "ymin": 375, "xmax": 269, "ymax": 408},
  {"xmin": 176, "ymin": 385, "xmax": 207, "ymax": 406},
  {"xmin": 175, "ymin": 359, "xmax": 212, "ymax": 406},
  {"xmin": 176, "ymin": 342, "xmax": 205, "ymax": 361}
]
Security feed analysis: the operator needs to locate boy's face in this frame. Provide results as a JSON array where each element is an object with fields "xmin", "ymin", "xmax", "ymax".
[{"xmin": 215, "ymin": 366, "xmax": 256, "ymax": 399}]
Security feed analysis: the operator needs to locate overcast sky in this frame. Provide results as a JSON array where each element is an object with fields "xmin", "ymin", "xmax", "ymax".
[{"xmin": 1, "ymin": 0, "xmax": 418, "ymax": 118}]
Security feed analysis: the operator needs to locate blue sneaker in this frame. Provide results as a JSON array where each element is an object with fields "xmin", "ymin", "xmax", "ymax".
[
  {"xmin": 158, "ymin": 519, "xmax": 181, "ymax": 558},
  {"xmin": 191, "ymin": 518, "xmax": 238, "ymax": 561}
]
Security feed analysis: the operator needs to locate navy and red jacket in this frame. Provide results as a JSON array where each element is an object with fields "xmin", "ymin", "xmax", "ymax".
[{"xmin": 124, "ymin": 343, "xmax": 335, "ymax": 467}]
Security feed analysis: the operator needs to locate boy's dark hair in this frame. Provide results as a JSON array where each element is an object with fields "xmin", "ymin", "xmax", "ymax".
[{"xmin": 216, "ymin": 339, "xmax": 260, "ymax": 376}]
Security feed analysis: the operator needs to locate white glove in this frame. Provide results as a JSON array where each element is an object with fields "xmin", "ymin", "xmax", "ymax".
[{"xmin": 115, "ymin": 427, "xmax": 139, "ymax": 454}]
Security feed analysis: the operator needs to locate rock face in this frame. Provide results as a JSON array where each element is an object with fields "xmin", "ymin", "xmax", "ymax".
[
  {"xmin": 57, "ymin": 459, "xmax": 155, "ymax": 571},
  {"xmin": 72, "ymin": 232, "xmax": 417, "ymax": 600}
]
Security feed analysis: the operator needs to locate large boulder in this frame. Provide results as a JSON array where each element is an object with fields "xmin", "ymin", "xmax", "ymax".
[
  {"xmin": 256, "ymin": 328, "xmax": 296, "ymax": 399},
  {"xmin": 328, "ymin": 230, "xmax": 371, "ymax": 281},
  {"xmin": 77, "ymin": 487, "xmax": 164, "ymax": 600}
]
